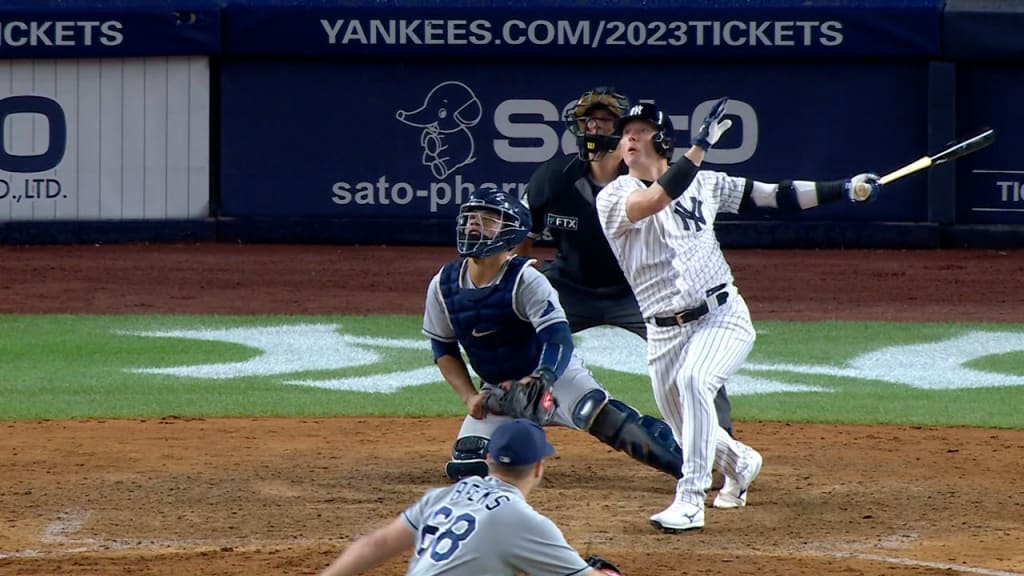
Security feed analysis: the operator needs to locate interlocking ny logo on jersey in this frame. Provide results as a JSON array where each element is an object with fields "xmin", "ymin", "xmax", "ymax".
[
  {"xmin": 672, "ymin": 197, "xmax": 706, "ymax": 232},
  {"xmin": 546, "ymin": 213, "xmax": 578, "ymax": 231}
]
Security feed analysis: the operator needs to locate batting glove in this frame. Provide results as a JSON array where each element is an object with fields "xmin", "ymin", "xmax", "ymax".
[
  {"xmin": 691, "ymin": 96, "xmax": 733, "ymax": 151},
  {"xmin": 846, "ymin": 173, "xmax": 882, "ymax": 203}
]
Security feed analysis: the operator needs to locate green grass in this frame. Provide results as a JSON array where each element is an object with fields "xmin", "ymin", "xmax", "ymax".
[{"xmin": 1, "ymin": 315, "xmax": 1022, "ymax": 427}]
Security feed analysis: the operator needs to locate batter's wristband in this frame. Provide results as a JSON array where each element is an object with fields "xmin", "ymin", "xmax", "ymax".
[
  {"xmin": 657, "ymin": 157, "xmax": 699, "ymax": 200},
  {"xmin": 816, "ymin": 179, "xmax": 847, "ymax": 204}
]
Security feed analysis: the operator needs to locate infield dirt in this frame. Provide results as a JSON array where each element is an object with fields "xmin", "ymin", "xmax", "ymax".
[{"xmin": 1, "ymin": 245, "xmax": 1022, "ymax": 576}]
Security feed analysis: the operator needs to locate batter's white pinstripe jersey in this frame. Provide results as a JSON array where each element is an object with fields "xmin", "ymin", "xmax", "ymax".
[
  {"xmin": 597, "ymin": 169, "xmax": 761, "ymax": 511},
  {"xmin": 596, "ymin": 170, "xmax": 747, "ymax": 319}
]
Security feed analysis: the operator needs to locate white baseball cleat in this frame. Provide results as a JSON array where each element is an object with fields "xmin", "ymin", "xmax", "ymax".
[
  {"xmin": 713, "ymin": 448, "xmax": 763, "ymax": 509},
  {"xmin": 649, "ymin": 500, "xmax": 705, "ymax": 533}
]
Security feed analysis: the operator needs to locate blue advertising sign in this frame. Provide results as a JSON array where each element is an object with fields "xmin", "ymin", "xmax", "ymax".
[
  {"xmin": 219, "ymin": 61, "xmax": 928, "ymax": 224},
  {"xmin": 955, "ymin": 65, "xmax": 1024, "ymax": 225},
  {"xmin": 0, "ymin": 96, "xmax": 65, "ymax": 174},
  {"xmin": 222, "ymin": 0, "xmax": 942, "ymax": 59},
  {"xmin": 0, "ymin": 0, "xmax": 220, "ymax": 58},
  {"xmin": 944, "ymin": 0, "xmax": 1024, "ymax": 60}
]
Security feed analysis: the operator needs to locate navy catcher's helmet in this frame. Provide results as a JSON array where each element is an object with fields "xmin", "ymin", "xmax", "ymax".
[
  {"xmin": 616, "ymin": 102, "xmax": 674, "ymax": 159},
  {"xmin": 563, "ymin": 86, "xmax": 630, "ymax": 161},
  {"xmin": 456, "ymin": 187, "xmax": 532, "ymax": 258}
]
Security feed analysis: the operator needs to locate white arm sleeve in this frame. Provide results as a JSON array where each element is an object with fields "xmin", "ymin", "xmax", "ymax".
[
  {"xmin": 421, "ymin": 272, "xmax": 456, "ymax": 342},
  {"xmin": 748, "ymin": 179, "xmax": 822, "ymax": 209}
]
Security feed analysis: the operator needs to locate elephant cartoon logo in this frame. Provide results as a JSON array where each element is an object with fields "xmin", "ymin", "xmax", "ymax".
[{"xmin": 396, "ymin": 81, "xmax": 482, "ymax": 179}]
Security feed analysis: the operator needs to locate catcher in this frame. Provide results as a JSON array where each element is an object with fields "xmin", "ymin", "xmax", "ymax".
[{"xmin": 423, "ymin": 186, "xmax": 683, "ymax": 482}]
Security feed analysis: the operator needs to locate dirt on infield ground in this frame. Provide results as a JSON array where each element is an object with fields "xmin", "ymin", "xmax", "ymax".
[{"xmin": 1, "ymin": 245, "xmax": 1023, "ymax": 576}]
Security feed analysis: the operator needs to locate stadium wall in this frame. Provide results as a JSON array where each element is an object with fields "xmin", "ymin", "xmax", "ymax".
[{"xmin": 1, "ymin": 0, "xmax": 1022, "ymax": 248}]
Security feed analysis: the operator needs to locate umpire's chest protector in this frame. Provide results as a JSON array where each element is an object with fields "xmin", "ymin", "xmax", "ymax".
[{"xmin": 439, "ymin": 257, "xmax": 542, "ymax": 384}]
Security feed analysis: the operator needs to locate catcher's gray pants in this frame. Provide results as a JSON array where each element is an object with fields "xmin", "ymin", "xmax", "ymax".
[{"xmin": 455, "ymin": 354, "xmax": 599, "ymax": 440}]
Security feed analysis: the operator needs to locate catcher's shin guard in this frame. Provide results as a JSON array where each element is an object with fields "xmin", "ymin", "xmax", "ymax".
[
  {"xmin": 588, "ymin": 399, "xmax": 683, "ymax": 479},
  {"xmin": 444, "ymin": 435, "xmax": 489, "ymax": 482}
]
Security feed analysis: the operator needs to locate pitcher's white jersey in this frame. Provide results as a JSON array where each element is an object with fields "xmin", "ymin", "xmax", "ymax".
[
  {"xmin": 595, "ymin": 170, "xmax": 747, "ymax": 318},
  {"xmin": 402, "ymin": 476, "xmax": 590, "ymax": 576}
]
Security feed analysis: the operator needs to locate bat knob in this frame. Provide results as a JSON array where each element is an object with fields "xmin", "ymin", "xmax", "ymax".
[
  {"xmin": 847, "ymin": 174, "xmax": 879, "ymax": 203},
  {"xmin": 853, "ymin": 182, "xmax": 871, "ymax": 201}
]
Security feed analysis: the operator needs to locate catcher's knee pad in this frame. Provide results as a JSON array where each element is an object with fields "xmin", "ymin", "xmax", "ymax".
[
  {"xmin": 589, "ymin": 399, "xmax": 683, "ymax": 479},
  {"xmin": 444, "ymin": 435, "xmax": 489, "ymax": 482},
  {"xmin": 571, "ymin": 388, "xmax": 609, "ymax": 430}
]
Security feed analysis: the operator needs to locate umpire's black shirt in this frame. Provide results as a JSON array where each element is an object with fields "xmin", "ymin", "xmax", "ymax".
[{"xmin": 525, "ymin": 154, "xmax": 632, "ymax": 295}]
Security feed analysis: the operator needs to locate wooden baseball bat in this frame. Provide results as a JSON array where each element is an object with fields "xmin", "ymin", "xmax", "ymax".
[
  {"xmin": 853, "ymin": 128, "xmax": 996, "ymax": 198},
  {"xmin": 879, "ymin": 156, "xmax": 934, "ymax": 185}
]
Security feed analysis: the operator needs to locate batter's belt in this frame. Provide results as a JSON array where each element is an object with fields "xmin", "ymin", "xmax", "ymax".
[{"xmin": 650, "ymin": 283, "xmax": 730, "ymax": 327}]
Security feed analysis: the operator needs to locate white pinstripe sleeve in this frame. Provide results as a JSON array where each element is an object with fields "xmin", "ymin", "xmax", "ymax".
[
  {"xmin": 421, "ymin": 272, "xmax": 457, "ymax": 342},
  {"xmin": 698, "ymin": 170, "xmax": 748, "ymax": 215},
  {"xmin": 514, "ymin": 267, "xmax": 568, "ymax": 333},
  {"xmin": 596, "ymin": 176, "xmax": 642, "ymax": 238}
]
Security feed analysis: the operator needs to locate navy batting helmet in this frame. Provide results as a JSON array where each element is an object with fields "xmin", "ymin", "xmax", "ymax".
[
  {"xmin": 456, "ymin": 187, "xmax": 532, "ymax": 258},
  {"xmin": 616, "ymin": 102, "xmax": 674, "ymax": 159},
  {"xmin": 563, "ymin": 86, "xmax": 630, "ymax": 161}
]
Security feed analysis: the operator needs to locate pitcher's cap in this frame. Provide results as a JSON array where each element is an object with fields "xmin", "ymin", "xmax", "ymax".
[{"xmin": 488, "ymin": 419, "xmax": 555, "ymax": 466}]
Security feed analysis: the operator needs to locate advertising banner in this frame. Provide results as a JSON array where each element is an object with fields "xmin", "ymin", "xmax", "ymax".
[
  {"xmin": 219, "ymin": 60, "xmax": 928, "ymax": 224},
  {"xmin": 944, "ymin": 0, "xmax": 1024, "ymax": 60},
  {"xmin": 0, "ymin": 57, "xmax": 210, "ymax": 222},
  {"xmin": 222, "ymin": 0, "xmax": 942, "ymax": 59},
  {"xmin": 955, "ymin": 65, "xmax": 1024, "ymax": 225},
  {"xmin": 0, "ymin": 0, "xmax": 220, "ymax": 59}
]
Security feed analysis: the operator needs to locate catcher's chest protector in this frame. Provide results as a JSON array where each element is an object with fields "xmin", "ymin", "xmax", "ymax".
[{"xmin": 439, "ymin": 257, "xmax": 542, "ymax": 383}]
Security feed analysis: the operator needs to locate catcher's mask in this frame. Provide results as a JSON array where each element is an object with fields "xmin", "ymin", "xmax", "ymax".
[
  {"xmin": 456, "ymin": 187, "xmax": 532, "ymax": 258},
  {"xmin": 616, "ymin": 101, "xmax": 675, "ymax": 160},
  {"xmin": 563, "ymin": 86, "xmax": 630, "ymax": 161}
]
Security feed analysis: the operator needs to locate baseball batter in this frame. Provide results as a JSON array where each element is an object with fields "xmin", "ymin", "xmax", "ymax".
[
  {"xmin": 518, "ymin": 86, "xmax": 737, "ymax": 436},
  {"xmin": 318, "ymin": 419, "xmax": 622, "ymax": 576},
  {"xmin": 596, "ymin": 98, "xmax": 881, "ymax": 532},
  {"xmin": 424, "ymin": 187, "xmax": 684, "ymax": 483}
]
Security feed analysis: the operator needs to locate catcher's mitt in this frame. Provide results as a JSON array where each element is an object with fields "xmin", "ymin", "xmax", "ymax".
[
  {"xmin": 482, "ymin": 371, "xmax": 558, "ymax": 425},
  {"xmin": 586, "ymin": 555, "xmax": 622, "ymax": 576}
]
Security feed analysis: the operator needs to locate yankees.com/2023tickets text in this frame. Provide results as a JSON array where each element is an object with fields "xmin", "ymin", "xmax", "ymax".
[{"xmin": 321, "ymin": 18, "xmax": 844, "ymax": 49}]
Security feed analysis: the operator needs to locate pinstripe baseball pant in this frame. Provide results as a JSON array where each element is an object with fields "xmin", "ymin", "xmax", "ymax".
[{"xmin": 647, "ymin": 293, "xmax": 758, "ymax": 506}]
